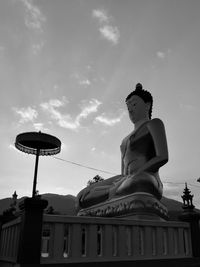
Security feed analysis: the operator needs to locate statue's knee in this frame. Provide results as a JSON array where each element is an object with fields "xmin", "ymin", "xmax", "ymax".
[{"xmin": 115, "ymin": 172, "xmax": 162, "ymax": 199}]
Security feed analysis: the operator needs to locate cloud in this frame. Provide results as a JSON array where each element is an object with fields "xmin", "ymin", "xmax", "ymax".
[
  {"xmin": 14, "ymin": 106, "xmax": 38, "ymax": 123},
  {"xmin": 33, "ymin": 122, "xmax": 47, "ymax": 131},
  {"xmin": 179, "ymin": 103, "xmax": 199, "ymax": 112},
  {"xmin": 78, "ymin": 99, "xmax": 102, "ymax": 120},
  {"xmin": 92, "ymin": 9, "xmax": 110, "ymax": 23},
  {"xmin": 163, "ymin": 181, "xmax": 183, "ymax": 200},
  {"xmin": 32, "ymin": 41, "xmax": 44, "ymax": 55},
  {"xmin": 0, "ymin": 45, "xmax": 5, "ymax": 52},
  {"xmin": 99, "ymin": 25, "xmax": 120, "ymax": 45},
  {"xmin": 9, "ymin": 144, "xmax": 21, "ymax": 153},
  {"xmin": 71, "ymin": 72, "xmax": 92, "ymax": 87},
  {"xmin": 19, "ymin": 0, "xmax": 46, "ymax": 33},
  {"xmin": 156, "ymin": 51, "xmax": 166, "ymax": 59},
  {"xmin": 41, "ymin": 98, "xmax": 102, "ymax": 130},
  {"xmin": 156, "ymin": 49, "xmax": 171, "ymax": 60},
  {"xmin": 91, "ymin": 147, "xmax": 96, "ymax": 152},
  {"xmin": 92, "ymin": 8, "xmax": 120, "ymax": 45},
  {"xmin": 95, "ymin": 112, "xmax": 124, "ymax": 126},
  {"xmin": 79, "ymin": 79, "xmax": 91, "ymax": 86}
]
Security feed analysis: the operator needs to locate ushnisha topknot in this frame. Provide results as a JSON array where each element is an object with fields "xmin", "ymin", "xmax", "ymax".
[{"xmin": 126, "ymin": 83, "xmax": 153, "ymax": 119}]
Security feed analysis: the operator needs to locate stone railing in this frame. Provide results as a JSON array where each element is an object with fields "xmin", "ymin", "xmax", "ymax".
[
  {"xmin": 41, "ymin": 215, "xmax": 192, "ymax": 263},
  {"xmin": 0, "ymin": 217, "xmax": 21, "ymax": 262}
]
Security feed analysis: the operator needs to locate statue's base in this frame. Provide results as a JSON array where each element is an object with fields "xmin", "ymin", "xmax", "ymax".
[{"xmin": 78, "ymin": 192, "xmax": 169, "ymax": 221}]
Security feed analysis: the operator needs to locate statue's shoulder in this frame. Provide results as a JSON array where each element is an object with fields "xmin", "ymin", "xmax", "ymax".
[
  {"xmin": 146, "ymin": 118, "xmax": 166, "ymax": 137},
  {"xmin": 147, "ymin": 118, "xmax": 165, "ymax": 128}
]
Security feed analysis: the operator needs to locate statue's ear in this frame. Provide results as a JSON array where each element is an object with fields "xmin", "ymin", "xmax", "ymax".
[{"xmin": 145, "ymin": 102, "xmax": 151, "ymax": 114}]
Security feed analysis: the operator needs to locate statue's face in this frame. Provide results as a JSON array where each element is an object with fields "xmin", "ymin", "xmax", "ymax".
[{"xmin": 126, "ymin": 95, "xmax": 149, "ymax": 124}]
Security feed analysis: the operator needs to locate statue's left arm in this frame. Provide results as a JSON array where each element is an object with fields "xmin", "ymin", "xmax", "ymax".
[{"xmin": 137, "ymin": 118, "xmax": 168, "ymax": 174}]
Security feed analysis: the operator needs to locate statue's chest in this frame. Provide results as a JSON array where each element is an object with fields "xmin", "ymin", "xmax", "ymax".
[{"xmin": 120, "ymin": 125, "xmax": 150, "ymax": 156}]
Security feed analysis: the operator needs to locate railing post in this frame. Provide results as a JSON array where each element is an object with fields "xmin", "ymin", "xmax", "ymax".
[
  {"xmin": 17, "ymin": 197, "xmax": 48, "ymax": 264},
  {"xmin": 179, "ymin": 210, "xmax": 200, "ymax": 257},
  {"xmin": 0, "ymin": 215, "xmax": 3, "ymax": 245}
]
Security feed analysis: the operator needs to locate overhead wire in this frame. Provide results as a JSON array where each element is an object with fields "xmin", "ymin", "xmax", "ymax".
[
  {"xmin": 52, "ymin": 156, "xmax": 200, "ymax": 188},
  {"xmin": 53, "ymin": 156, "xmax": 117, "ymax": 175}
]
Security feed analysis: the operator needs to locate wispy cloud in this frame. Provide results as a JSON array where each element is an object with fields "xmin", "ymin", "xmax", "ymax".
[
  {"xmin": 33, "ymin": 122, "xmax": 47, "ymax": 131},
  {"xmin": 19, "ymin": 0, "xmax": 46, "ymax": 33},
  {"xmin": 163, "ymin": 182, "xmax": 183, "ymax": 201},
  {"xmin": 156, "ymin": 51, "xmax": 166, "ymax": 59},
  {"xmin": 156, "ymin": 49, "xmax": 171, "ymax": 60},
  {"xmin": 32, "ymin": 41, "xmax": 45, "ymax": 55},
  {"xmin": 78, "ymin": 99, "xmax": 101, "ymax": 120},
  {"xmin": 179, "ymin": 103, "xmax": 199, "ymax": 112},
  {"xmin": 14, "ymin": 106, "xmax": 38, "ymax": 123},
  {"xmin": 92, "ymin": 9, "xmax": 110, "ymax": 23},
  {"xmin": 79, "ymin": 79, "xmax": 91, "ymax": 86},
  {"xmin": 41, "ymin": 98, "xmax": 102, "ymax": 130},
  {"xmin": 95, "ymin": 112, "xmax": 125, "ymax": 126},
  {"xmin": 92, "ymin": 8, "xmax": 120, "ymax": 45},
  {"xmin": 0, "ymin": 45, "xmax": 5, "ymax": 58},
  {"xmin": 0, "ymin": 45, "xmax": 5, "ymax": 52},
  {"xmin": 9, "ymin": 144, "xmax": 22, "ymax": 154},
  {"xmin": 71, "ymin": 72, "xmax": 92, "ymax": 87},
  {"xmin": 99, "ymin": 25, "xmax": 120, "ymax": 45}
]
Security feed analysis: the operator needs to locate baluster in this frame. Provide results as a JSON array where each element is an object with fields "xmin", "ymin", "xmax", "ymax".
[
  {"xmin": 156, "ymin": 227, "xmax": 163, "ymax": 256},
  {"xmin": 63, "ymin": 224, "xmax": 71, "ymax": 258},
  {"xmin": 112, "ymin": 225, "xmax": 118, "ymax": 256},
  {"xmin": 145, "ymin": 226, "xmax": 153, "ymax": 257},
  {"xmin": 4, "ymin": 228, "xmax": 8, "ymax": 257},
  {"xmin": 97, "ymin": 225, "xmax": 103, "ymax": 256},
  {"xmin": 173, "ymin": 228, "xmax": 178, "ymax": 255},
  {"xmin": 71, "ymin": 224, "xmax": 82, "ymax": 259},
  {"xmin": 138, "ymin": 226, "xmax": 144, "ymax": 256},
  {"xmin": 178, "ymin": 228, "xmax": 185, "ymax": 256},
  {"xmin": 162, "ymin": 228, "xmax": 168, "ymax": 255},
  {"xmin": 104, "ymin": 225, "xmax": 112, "ymax": 258},
  {"xmin": 167, "ymin": 227, "xmax": 174, "ymax": 257},
  {"xmin": 118, "ymin": 225, "xmax": 126, "ymax": 257},
  {"xmin": 9, "ymin": 226, "xmax": 14, "ymax": 258},
  {"xmin": 88, "ymin": 224, "xmax": 97, "ymax": 258},
  {"xmin": 126, "ymin": 226, "xmax": 132, "ymax": 256},
  {"xmin": 52, "ymin": 223, "xmax": 64, "ymax": 260},
  {"xmin": 152, "ymin": 227, "xmax": 156, "ymax": 256},
  {"xmin": 81, "ymin": 225, "xmax": 88, "ymax": 257},
  {"xmin": 183, "ymin": 228, "xmax": 190, "ymax": 256},
  {"xmin": 132, "ymin": 226, "xmax": 139, "ymax": 256},
  {"xmin": 41, "ymin": 227, "xmax": 51, "ymax": 258}
]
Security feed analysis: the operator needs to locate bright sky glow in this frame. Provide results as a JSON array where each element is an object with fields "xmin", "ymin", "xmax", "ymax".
[{"xmin": 1, "ymin": 0, "xmax": 200, "ymax": 207}]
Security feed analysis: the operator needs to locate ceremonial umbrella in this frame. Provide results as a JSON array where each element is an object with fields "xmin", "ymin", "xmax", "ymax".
[{"xmin": 15, "ymin": 131, "xmax": 61, "ymax": 198}]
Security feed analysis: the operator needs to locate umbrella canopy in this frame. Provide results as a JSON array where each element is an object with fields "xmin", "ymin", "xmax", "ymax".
[
  {"xmin": 15, "ymin": 131, "xmax": 62, "ymax": 197},
  {"xmin": 15, "ymin": 131, "xmax": 61, "ymax": 156}
]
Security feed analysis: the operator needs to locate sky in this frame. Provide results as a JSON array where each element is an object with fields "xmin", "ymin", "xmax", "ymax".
[{"xmin": 1, "ymin": 0, "xmax": 200, "ymax": 208}]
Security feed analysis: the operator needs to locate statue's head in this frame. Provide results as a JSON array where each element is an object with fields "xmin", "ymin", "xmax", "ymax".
[{"xmin": 126, "ymin": 83, "xmax": 153, "ymax": 123}]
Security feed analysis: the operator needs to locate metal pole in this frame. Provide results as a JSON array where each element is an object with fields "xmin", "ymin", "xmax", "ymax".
[{"xmin": 32, "ymin": 149, "xmax": 40, "ymax": 198}]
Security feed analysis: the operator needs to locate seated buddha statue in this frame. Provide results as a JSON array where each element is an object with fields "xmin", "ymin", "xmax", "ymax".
[{"xmin": 76, "ymin": 83, "xmax": 168, "ymax": 210}]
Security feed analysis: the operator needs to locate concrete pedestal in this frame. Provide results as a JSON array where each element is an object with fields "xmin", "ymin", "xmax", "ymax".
[
  {"xmin": 78, "ymin": 192, "xmax": 168, "ymax": 221},
  {"xmin": 17, "ymin": 197, "xmax": 48, "ymax": 264}
]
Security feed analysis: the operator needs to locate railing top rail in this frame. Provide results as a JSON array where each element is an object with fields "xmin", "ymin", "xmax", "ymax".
[
  {"xmin": 43, "ymin": 214, "xmax": 190, "ymax": 228},
  {"xmin": 1, "ymin": 216, "xmax": 21, "ymax": 229}
]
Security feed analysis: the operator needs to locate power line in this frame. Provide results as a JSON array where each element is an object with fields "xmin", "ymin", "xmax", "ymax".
[
  {"xmin": 162, "ymin": 181, "xmax": 200, "ymax": 188},
  {"xmin": 52, "ymin": 156, "xmax": 200, "ymax": 188},
  {"xmin": 53, "ymin": 156, "xmax": 117, "ymax": 175}
]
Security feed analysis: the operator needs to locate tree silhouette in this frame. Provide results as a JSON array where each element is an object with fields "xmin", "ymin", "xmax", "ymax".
[{"xmin": 87, "ymin": 175, "xmax": 104, "ymax": 186}]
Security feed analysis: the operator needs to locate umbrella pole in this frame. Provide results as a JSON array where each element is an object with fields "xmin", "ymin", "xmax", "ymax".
[{"xmin": 32, "ymin": 149, "xmax": 40, "ymax": 198}]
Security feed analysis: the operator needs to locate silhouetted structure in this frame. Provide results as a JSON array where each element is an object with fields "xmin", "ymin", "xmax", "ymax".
[
  {"xmin": 181, "ymin": 183, "xmax": 195, "ymax": 210},
  {"xmin": 15, "ymin": 131, "xmax": 61, "ymax": 197}
]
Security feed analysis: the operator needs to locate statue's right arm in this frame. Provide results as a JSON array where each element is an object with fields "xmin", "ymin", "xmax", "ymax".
[{"xmin": 121, "ymin": 156, "xmax": 125, "ymax": 175}]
